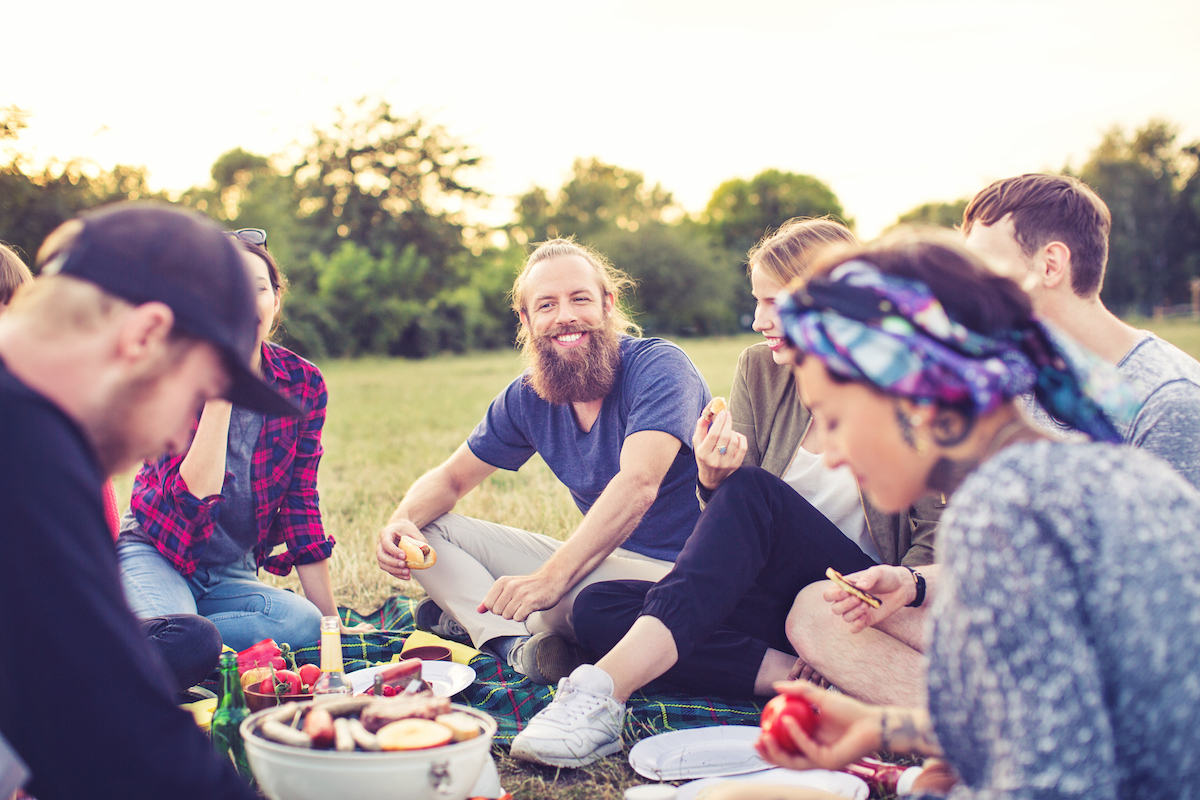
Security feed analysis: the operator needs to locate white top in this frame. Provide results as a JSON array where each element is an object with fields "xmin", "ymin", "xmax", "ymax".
[{"xmin": 782, "ymin": 445, "xmax": 878, "ymax": 562}]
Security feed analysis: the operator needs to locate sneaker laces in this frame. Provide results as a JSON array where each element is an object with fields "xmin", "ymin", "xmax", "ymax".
[{"xmin": 536, "ymin": 678, "xmax": 612, "ymax": 728}]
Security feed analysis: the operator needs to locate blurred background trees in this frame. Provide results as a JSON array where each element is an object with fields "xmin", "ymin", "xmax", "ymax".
[{"xmin": 4, "ymin": 104, "xmax": 1198, "ymax": 355}]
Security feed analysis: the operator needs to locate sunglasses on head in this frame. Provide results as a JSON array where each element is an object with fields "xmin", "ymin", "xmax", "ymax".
[{"xmin": 227, "ymin": 228, "xmax": 267, "ymax": 247}]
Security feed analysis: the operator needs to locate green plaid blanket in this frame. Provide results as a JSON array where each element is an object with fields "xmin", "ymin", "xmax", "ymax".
[{"xmin": 287, "ymin": 596, "xmax": 763, "ymax": 745}]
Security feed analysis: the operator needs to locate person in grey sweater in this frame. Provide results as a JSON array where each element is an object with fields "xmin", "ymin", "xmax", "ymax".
[
  {"xmin": 964, "ymin": 172, "xmax": 1200, "ymax": 488},
  {"xmin": 726, "ymin": 231, "xmax": 1199, "ymax": 800}
]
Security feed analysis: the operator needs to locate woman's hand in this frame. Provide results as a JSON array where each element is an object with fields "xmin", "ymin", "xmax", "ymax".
[
  {"xmin": 823, "ymin": 565, "xmax": 915, "ymax": 633},
  {"xmin": 754, "ymin": 682, "xmax": 884, "ymax": 771},
  {"xmin": 693, "ymin": 410, "xmax": 747, "ymax": 491},
  {"xmin": 341, "ymin": 622, "xmax": 376, "ymax": 634}
]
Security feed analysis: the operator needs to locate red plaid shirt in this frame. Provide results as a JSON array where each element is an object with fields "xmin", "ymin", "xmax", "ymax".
[{"xmin": 130, "ymin": 343, "xmax": 335, "ymax": 577}]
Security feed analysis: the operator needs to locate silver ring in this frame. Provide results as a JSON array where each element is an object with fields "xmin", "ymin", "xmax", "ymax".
[{"xmin": 718, "ymin": 446, "xmax": 728, "ymax": 455}]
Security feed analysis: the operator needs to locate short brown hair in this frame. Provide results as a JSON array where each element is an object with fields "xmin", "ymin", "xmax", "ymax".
[
  {"xmin": 511, "ymin": 238, "xmax": 640, "ymax": 346},
  {"xmin": 746, "ymin": 217, "xmax": 857, "ymax": 287},
  {"xmin": 962, "ymin": 174, "xmax": 1111, "ymax": 298},
  {"xmin": 0, "ymin": 242, "xmax": 33, "ymax": 304}
]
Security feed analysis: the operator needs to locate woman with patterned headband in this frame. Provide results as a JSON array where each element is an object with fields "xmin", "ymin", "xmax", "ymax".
[{"xmin": 708, "ymin": 230, "xmax": 1200, "ymax": 800}]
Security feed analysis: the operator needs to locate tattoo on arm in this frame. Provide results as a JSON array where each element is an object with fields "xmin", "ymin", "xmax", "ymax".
[{"xmin": 880, "ymin": 707, "xmax": 943, "ymax": 758}]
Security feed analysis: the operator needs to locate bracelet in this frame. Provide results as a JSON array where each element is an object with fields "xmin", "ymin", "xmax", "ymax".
[{"xmin": 903, "ymin": 566, "xmax": 926, "ymax": 608}]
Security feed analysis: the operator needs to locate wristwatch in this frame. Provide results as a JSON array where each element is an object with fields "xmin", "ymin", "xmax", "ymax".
[{"xmin": 903, "ymin": 566, "xmax": 926, "ymax": 608}]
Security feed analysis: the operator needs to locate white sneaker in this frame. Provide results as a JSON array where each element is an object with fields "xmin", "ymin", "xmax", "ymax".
[{"xmin": 509, "ymin": 664, "xmax": 625, "ymax": 767}]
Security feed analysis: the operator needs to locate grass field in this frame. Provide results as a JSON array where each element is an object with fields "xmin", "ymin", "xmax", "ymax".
[{"xmin": 112, "ymin": 319, "xmax": 1200, "ymax": 799}]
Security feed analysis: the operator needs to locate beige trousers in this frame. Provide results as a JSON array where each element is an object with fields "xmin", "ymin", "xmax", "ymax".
[{"xmin": 411, "ymin": 513, "xmax": 673, "ymax": 648}]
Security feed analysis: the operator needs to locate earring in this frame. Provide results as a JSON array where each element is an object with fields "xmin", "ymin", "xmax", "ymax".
[
  {"xmin": 909, "ymin": 415, "xmax": 923, "ymax": 428},
  {"xmin": 915, "ymin": 436, "xmax": 929, "ymax": 455}
]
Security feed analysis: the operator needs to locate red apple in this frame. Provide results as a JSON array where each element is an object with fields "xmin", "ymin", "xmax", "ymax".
[{"xmin": 760, "ymin": 693, "xmax": 819, "ymax": 754}]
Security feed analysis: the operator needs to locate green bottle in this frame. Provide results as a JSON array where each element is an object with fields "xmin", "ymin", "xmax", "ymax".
[{"xmin": 210, "ymin": 651, "xmax": 254, "ymax": 785}]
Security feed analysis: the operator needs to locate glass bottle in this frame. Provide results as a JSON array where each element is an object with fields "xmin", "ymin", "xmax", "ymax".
[
  {"xmin": 210, "ymin": 650, "xmax": 254, "ymax": 784},
  {"xmin": 312, "ymin": 615, "xmax": 352, "ymax": 696}
]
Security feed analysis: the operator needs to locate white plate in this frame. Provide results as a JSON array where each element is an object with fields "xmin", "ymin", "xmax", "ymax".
[
  {"xmin": 348, "ymin": 661, "xmax": 476, "ymax": 698},
  {"xmin": 628, "ymin": 726, "xmax": 771, "ymax": 781},
  {"xmin": 677, "ymin": 768, "xmax": 869, "ymax": 800}
]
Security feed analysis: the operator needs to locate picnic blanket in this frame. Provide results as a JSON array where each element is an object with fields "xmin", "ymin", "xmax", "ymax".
[{"xmin": 287, "ymin": 596, "xmax": 764, "ymax": 745}]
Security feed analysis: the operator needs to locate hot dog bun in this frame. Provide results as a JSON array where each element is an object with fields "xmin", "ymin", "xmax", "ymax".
[
  {"xmin": 702, "ymin": 396, "xmax": 728, "ymax": 424},
  {"xmin": 399, "ymin": 535, "xmax": 437, "ymax": 569}
]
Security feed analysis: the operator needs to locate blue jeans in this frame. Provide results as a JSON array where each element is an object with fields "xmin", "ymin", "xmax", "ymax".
[{"xmin": 117, "ymin": 535, "xmax": 323, "ymax": 651}]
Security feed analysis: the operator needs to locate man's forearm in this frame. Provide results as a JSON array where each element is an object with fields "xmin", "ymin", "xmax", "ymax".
[
  {"xmin": 387, "ymin": 466, "xmax": 465, "ymax": 530},
  {"xmin": 538, "ymin": 469, "xmax": 659, "ymax": 590}
]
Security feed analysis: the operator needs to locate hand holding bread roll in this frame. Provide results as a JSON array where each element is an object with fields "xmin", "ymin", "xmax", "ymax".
[
  {"xmin": 398, "ymin": 535, "xmax": 437, "ymax": 570},
  {"xmin": 701, "ymin": 396, "xmax": 728, "ymax": 424},
  {"xmin": 692, "ymin": 396, "xmax": 748, "ymax": 492}
]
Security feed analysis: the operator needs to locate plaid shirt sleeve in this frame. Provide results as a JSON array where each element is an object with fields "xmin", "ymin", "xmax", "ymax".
[
  {"xmin": 130, "ymin": 433, "xmax": 231, "ymax": 577},
  {"xmin": 255, "ymin": 344, "xmax": 335, "ymax": 576}
]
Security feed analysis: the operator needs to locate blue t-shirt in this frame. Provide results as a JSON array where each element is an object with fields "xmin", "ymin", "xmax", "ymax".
[{"xmin": 466, "ymin": 336, "xmax": 710, "ymax": 560}]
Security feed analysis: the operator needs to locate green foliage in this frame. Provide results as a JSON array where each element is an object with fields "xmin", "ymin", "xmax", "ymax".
[
  {"xmin": 513, "ymin": 157, "xmax": 676, "ymax": 244},
  {"xmin": 177, "ymin": 148, "xmax": 305, "ymax": 270},
  {"xmin": 0, "ymin": 105, "xmax": 169, "ymax": 263},
  {"xmin": 276, "ymin": 242, "xmax": 523, "ymax": 360},
  {"xmin": 702, "ymin": 169, "xmax": 850, "ymax": 256},
  {"xmin": 893, "ymin": 198, "xmax": 969, "ymax": 230},
  {"xmin": 593, "ymin": 222, "xmax": 739, "ymax": 336},
  {"xmin": 292, "ymin": 99, "xmax": 484, "ymax": 276},
  {"xmin": 1077, "ymin": 120, "xmax": 1197, "ymax": 313},
  {"xmin": 699, "ymin": 169, "xmax": 849, "ymax": 325}
]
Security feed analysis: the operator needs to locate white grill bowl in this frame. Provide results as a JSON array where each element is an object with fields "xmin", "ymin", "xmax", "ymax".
[{"xmin": 241, "ymin": 703, "xmax": 496, "ymax": 800}]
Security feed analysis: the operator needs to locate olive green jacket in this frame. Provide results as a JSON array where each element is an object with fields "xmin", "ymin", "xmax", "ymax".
[{"xmin": 721, "ymin": 343, "xmax": 941, "ymax": 567}]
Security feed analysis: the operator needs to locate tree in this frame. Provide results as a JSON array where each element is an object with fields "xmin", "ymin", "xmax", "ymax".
[
  {"xmin": 700, "ymin": 170, "xmax": 849, "ymax": 325},
  {"xmin": 178, "ymin": 148, "xmax": 305, "ymax": 272},
  {"xmin": 1077, "ymin": 120, "xmax": 1191, "ymax": 313},
  {"xmin": 593, "ymin": 222, "xmax": 739, "ymax": 336},
  {"xmin": 0, "ymin": 106, "xmax": 166, "ymax": 264},
  {"xmin": 513, "ymin": 158, "xmax": 676, "ymax": 244},
  {"xmin": 892, "ymin": 199, "xmax": 968, "ymax": 230},
  {"xmin": 702, "ymin": 169, "xmax": 850, "ymax": 258},
  {"xmin": 292, "ymin": 99, "xmax": 484, "ymax": 293}
]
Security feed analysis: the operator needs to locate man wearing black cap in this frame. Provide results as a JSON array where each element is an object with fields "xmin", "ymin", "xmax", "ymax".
[{"xmin": 0, "ymin": 202, "xmax": 297, "ymax": 800}]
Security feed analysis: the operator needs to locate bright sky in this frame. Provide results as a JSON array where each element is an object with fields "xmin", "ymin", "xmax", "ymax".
[{"xmin": 7, "ymin": 0, "xmax": 1199, "ymax": 238}]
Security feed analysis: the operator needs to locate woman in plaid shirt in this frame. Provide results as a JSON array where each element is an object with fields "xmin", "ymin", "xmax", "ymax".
[{"xmin": 115, "ymin": 233, "xmax": 368, "ymax": 650}]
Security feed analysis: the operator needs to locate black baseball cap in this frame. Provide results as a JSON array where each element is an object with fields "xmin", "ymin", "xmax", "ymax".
[{"xmin": 39, "ymin": 202, "xmax": 302, "ymax": 417}]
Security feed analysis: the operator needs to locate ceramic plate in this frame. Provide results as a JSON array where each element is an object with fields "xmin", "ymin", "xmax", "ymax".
[
  {"xmin": 348, "ymin": 661, "xmax": 476, "ymax": 698},
  {"xmin": 628, "ymin": 726, "xmax": 770, "ymax": 781},
  {"xmin": 677, "ymin": 768, "xmax": 869, "ymax": 800}
]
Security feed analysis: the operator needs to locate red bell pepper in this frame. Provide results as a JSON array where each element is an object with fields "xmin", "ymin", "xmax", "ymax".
[{"xmin": 236, "ymin": 638, "xmax": 285, "ymax": 674}]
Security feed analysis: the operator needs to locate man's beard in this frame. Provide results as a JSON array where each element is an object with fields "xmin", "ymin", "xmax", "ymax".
[
  {"xmin": 87, "ymin": 354, "xmax": 183, "ymax": 475},
  {"xmin": 524, "ymin": 318, "xmax": 622, "ymax": 405}
]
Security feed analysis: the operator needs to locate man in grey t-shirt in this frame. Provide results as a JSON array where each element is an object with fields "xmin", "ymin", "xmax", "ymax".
[{"xmin": 964, "ymin": 173, "xmax": 1200, "ymax": 488}]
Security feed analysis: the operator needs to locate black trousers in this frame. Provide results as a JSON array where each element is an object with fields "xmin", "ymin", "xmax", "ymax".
[
  {"xmin": 574, "ymin": 466, "xmax": 876, "ymax": 698},
  {"xmin": 142, "ymin": 614, "xmax": 223, "ymax": 693}
]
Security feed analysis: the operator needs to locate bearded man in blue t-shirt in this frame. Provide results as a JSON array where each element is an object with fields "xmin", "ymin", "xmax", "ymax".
[{"xmin": 376, "ymin": 239, "xmax": 711, "ymax": 683}]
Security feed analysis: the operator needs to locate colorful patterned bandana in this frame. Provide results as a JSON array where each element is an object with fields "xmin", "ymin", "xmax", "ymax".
[{"xmin": 776, "ymin": 260, "xmax": 1138, "ymax": 443}]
